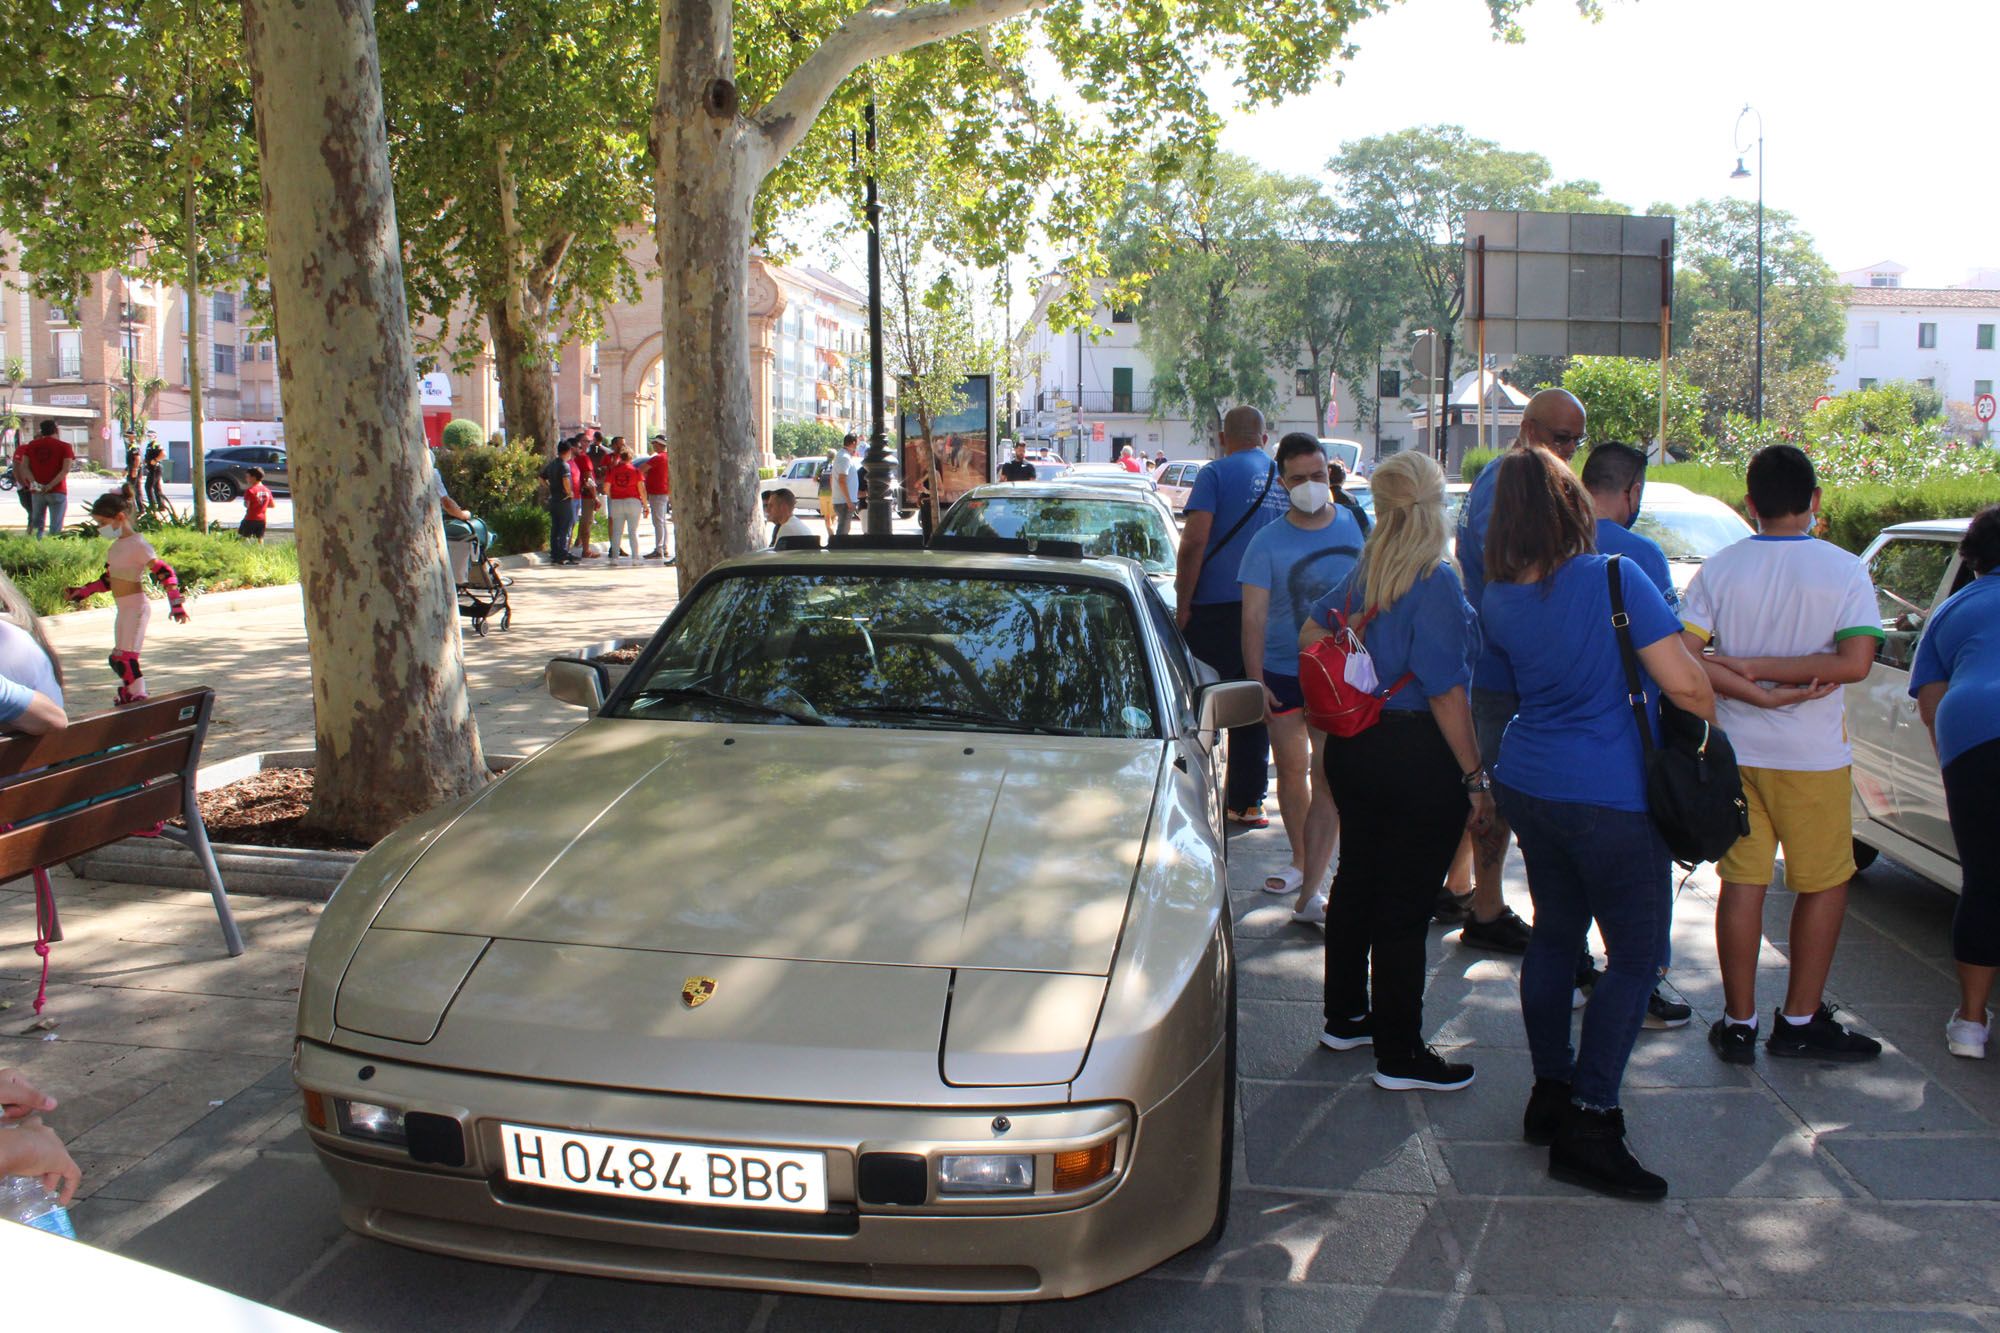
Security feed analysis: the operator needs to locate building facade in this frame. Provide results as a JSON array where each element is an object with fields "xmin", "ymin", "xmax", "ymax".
[
  {"xmin": 1012, "ymin": 279, "xmax": 1421, "ymax": 465},
  {"xmin": 1833, "ymin": 260, "xmax": 2000, "ymax": 413}
]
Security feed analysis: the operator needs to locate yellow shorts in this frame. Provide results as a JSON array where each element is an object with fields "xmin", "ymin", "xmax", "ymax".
[{"xmin": 1716, "ymin": 765, "xmax": 1856, "ymax": 894}]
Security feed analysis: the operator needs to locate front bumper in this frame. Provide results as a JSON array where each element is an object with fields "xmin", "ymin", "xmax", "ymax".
[{"xmin": 293, "ymin": 1038, "xmax": 1225, "ymax": 1301}]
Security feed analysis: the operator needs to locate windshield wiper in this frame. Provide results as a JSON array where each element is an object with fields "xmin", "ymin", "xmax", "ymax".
[
  {"xmin": 839, "ymin": 703, "xmax": 1085, "ymax": 736},
  {"xmin": 627, "ymin": 685, "xmax": 827, "ymax": 725}
]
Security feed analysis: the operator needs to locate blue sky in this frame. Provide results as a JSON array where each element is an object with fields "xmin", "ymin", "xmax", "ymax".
[{"xmin": 1213, "ymin": 0, "xmax": 1995, "ymax": 286}]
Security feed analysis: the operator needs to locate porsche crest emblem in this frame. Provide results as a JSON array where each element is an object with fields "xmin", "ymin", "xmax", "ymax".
[{"xmin": 681, "ymin": 976, "xmax": 718, "ymax": 1009}]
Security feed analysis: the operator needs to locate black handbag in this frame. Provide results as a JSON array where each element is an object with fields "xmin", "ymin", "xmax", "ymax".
[{"xmin": 1606, "ymin": 556, "xmax": 1751, "ymax": 867}]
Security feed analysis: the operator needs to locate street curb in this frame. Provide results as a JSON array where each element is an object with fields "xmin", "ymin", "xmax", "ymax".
[
  {"xmin": 69, "ymin": 747, "xmax": 525, "ymax": 900},
  {"xmin": 51, "ymin": 582, "xmax": 303, "ymax": 631},
  {"xmin": 496, "ymin": 551, "xmax": 543, "ymax": 569}
]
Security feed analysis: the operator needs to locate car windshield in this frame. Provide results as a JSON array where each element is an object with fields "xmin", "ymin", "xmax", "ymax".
[
  {"xmin": 1631, "ymin": 502, "xmax": 1753, "ymax": 562},
  {"xmin": 610, "ymin": 571, "xmax": 1158, "ymax": 738},
  {"xmin": 938, "ymin": 496, "xmax": 1175, "ymax": 573}
]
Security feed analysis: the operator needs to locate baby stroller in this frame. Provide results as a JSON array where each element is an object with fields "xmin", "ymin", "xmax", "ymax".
[{"xmin": 445, "ymin": 516, "xmax": 511, "ymax": 635}]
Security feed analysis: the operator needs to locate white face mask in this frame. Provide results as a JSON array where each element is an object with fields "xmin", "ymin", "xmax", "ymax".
[
  {"xmin": 1289, "ymin": 480, "xmax": 1331, "ymax": 514},
  {"xmin": 96, "ymin": 522, "xmax": 119, "ymax": 540}
]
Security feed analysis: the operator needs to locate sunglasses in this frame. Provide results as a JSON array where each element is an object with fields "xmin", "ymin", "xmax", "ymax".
[{"xmin": 1545, "ymin": 429, "xmax": 1587, "ymax": 448}]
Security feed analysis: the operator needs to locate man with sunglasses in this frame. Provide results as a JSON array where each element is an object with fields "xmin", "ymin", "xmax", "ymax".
[{"xmin": 1448, "ymin": 389, "xmax": 1588, "ymax": 957}]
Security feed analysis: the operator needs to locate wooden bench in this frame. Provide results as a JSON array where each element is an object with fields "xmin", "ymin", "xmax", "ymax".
[{"xmin": 0, "ymin": 689, "xmax": 244, "ymax": 968}]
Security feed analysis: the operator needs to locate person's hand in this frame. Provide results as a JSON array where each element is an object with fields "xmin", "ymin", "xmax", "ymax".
[
  {"xmin": 170, "ymin": 605, "xmax": 190, "ymax": 624},
  {"xmin": 1466, "ymin": 790, "xmax": 1496, "ymax": 837},
  {"xmin": 1175, "ymin": 602, "xmax": 1192, "ymax": 631},
  {"xmin": 1, "ymin": 1119, "xmax": 81, "ymax": 1205},
  {"xmin": 61, "ymin": 585, "xmax": 86, "ymax": 604},
  {"xmin": 1760, "ymin": 679, "xmax": 1835, "ymax": 708},
  {"xmin": 1260, "ymin": 682, "xmax": 1280, "ymax": 718},
  {"xmin": 0, "ymin": 1068, "xmax": 56, "ymax": 1120}
]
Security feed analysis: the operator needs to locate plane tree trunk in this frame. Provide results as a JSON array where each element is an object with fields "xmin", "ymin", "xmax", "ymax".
[{"xmin": 242, "ymin": 0, "xmax": 486, "ymax": 842}]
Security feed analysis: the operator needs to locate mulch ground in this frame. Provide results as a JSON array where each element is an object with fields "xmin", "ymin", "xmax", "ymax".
[{"xmin": 181, "ymin": 768, "xmax": 374, "ymax": 852}]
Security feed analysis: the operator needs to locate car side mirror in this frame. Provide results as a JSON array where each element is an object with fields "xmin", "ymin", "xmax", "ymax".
[
  {"xmin": 1197, "ymin": 680, "xmax": 1265, "ymax": 732},
  {"xmin": 545, "ymin": 657, "xmax": 608, "ymax": 711}
]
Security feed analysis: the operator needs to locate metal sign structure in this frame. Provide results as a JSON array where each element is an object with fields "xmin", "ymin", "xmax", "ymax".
[{"xmin": 1465, "ymin": 211, "xmax": 1677, "ymax": 458}]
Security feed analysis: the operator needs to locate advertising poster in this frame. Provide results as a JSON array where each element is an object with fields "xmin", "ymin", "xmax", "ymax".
[{"xmin": 899, "ymin": 373, "xmax": 994, "ymax": 517}]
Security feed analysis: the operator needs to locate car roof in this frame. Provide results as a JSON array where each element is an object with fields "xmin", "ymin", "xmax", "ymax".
[
  {"xmin": 1882, "ymin": 518, "xmax": 1973, "ymax": 536},
  {"xmin": 721, "ymin": 542, "xmax": 1154, "ymax": 591},
  {"xmin": 958, "ymin": 481, "xmax": 1168, "ymax": 506}
]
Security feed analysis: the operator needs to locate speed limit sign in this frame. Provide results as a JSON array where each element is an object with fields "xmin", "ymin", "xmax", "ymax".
[{"xmin": 1978, "ymin": 393, "xmax": 1996, "ymax": 423}]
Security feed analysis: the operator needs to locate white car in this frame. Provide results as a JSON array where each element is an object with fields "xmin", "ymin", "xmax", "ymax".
[
  {"xmin": 1150, "ymin": 459, "xmax": 1208, "ymax": 513},
  {"xmin": 1849, "ymin": 518, "xmax": 1974, "ymax": 891},
  {"xmin": 1629, "ymin": 482, "xmax": 1756, "ymax": 600}
]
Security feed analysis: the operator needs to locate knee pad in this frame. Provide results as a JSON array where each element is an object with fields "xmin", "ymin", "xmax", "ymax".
[{"xmin": 109, "ymin": 651, "xmax": 142, "ymax": 685}]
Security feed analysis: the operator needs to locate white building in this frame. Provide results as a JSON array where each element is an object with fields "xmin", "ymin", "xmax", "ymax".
[
  {"xmin": 1012, "ymin": 280, "xmax": 1419, "ymax": 465},
  {"xmin": 1834, "ymin": 260, "xmax": 2000, "ymax": 408}
]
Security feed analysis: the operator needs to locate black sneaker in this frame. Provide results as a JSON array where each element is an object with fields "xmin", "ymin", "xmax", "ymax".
[
  {"xmin": 1523, "ymin": 1077, "xmax": 1571, "ymax": 1146},
  {"xmin": 1460, "ymin": 906, "xmax": 1532, "ymax": 954},
  {"xmin": 1548, "ymin": 1104, "xmax": 1668, "ymax": 1201},
  {"xmin": 1644, "ymin": 988, "xmax": 1693, "ymax": 1030},
  {"xmin": 1765, "ymin": 1004, "xmax": 1883, "ymax": 1062},
  {"xmin": 1708, "ymin": 1018, "xmax": 1758, "ymax": 1065},
  {"xmin": 1431, "ymin": 891, "xmax": 1474, "ymax": 926},
  {"xmin": 1373, "ymin": 1046, "xmax": 1475, "ymax": 1092},
  {"xmin": 1318, "ymin": 1013, "xmax": 1372, "ymax": 1052}
]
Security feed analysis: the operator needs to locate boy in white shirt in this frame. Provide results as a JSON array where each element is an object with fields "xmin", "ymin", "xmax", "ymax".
[{"xmin": 1680, "ymin": 445, "xmax": 1885, "ymax": 1065}]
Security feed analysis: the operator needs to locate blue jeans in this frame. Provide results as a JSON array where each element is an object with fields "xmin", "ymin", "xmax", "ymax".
[
  {"xmin": 548, "ymin": 497, "xmax": 574, "ymax": 562},
  {"xmin": 1497, "ymin": 783, "xmax": 1670, "ymax": 1110},
  {"xmin": 28, "ymin": 491, "xmax": 66, "ymax": 537}
]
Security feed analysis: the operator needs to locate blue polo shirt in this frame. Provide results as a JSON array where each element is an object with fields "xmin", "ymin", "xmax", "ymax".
[
  {"xmin": 1455, "ymin": 459, "xmax": 1513, "ymax": 693},
  {"xmin": 1313, "ymin": 564, "xmax": 1480, "ymax": 711},
  {"xmin": 1185, "ymin": 449, "xmax": 1288, "ymax": 605},
  {"xmin": 1911, "ymin": 572, "xmax": 2000, "ymax": 768},
  {"xmin": 1239, "ymin": 508, "xmax": 1366, "ymax": 676},
  {"xmin": 1596, "ymin": 518, "xmax": 1677, "ymax": 611},
  {"xmin": 1484, "ymin": 553, "xmax": 1682, "ymax": 811}
]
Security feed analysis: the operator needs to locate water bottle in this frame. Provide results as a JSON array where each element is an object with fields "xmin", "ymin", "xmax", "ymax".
[{"xmin": 1, "ymin": 1174, "xmax": 76, "ymax": 1239}]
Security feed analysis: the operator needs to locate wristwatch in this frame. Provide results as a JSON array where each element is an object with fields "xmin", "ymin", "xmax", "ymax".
[{"xmin": 1462, "ymin": 768, "xmax": 1492, "ymax": 793}]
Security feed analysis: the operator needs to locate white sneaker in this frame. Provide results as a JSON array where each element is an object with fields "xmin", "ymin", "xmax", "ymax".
[
  {"xmin": 1292, "ymin": 893, "xmax": 1328, "ymax": 926},
  {"xmin": 1946, "ymin": 1009, "xmax": 1991, "ymax": 1059}
]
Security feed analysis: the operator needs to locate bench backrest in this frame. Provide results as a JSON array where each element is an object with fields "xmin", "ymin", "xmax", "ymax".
[{"xmin": 0, "ymin": 689, "xmax": 213, "ymax": 884}]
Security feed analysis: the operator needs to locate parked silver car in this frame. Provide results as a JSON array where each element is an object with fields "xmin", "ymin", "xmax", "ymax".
[{"xmin": 1849, "ymin": 518, "xmax": 1975, "ymax": 891}]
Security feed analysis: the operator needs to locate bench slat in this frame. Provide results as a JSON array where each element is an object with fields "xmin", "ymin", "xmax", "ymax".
[
  {"xmin": 0, "ymin": 734, "xmax": 196, "ymax": 829},
  {"xmin": 0, "ymin": 782, "xmax": 184, "ymax": 885},
  {"xmin": 0, "ymin": 691, "xmax": 209, "ymax": 781}
]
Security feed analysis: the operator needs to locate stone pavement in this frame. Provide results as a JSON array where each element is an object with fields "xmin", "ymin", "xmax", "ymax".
[{"xmin": 2, "ymin": 825, "xmax": 1996, "ymax": 1329}]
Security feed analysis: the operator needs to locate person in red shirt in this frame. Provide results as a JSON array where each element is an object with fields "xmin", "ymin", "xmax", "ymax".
[
  {"xmin": 571, "ymin": 438, "xmax": 602, "ymax": 559},
  {"xmin": 238, "ymin": 467, "xmax": 275, "ymax": 543},
  {"xmin": 642, "ymin": 435, "xmax": 674, "ymax": 563},
  {"xmin": 1118, "ymin": 444, "xmax": 1143, "ymax": 473},
  {"xmin": 603, "ymin": 441, "xmax": 646, "ymax": 564},
  {"xmin": 14, "ymin": 421, "xmax": 75, "ymax": 539}
]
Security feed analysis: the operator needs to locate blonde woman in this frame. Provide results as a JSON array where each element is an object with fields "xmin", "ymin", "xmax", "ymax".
[
  {"xmin": 1300, "ymin": 451, "xmax": 1488, "ymax": 1092},
  {"xmin": 0, "ymin": 569, "xmax": 67, "ymax": 734}
]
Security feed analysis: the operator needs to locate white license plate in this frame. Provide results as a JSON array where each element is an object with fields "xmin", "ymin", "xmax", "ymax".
[{"xmin": 499, "ymin": 1123, "xmax": 828, "ymax": 1213}]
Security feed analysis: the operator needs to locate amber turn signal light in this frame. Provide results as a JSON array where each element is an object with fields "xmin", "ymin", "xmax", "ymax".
[
  {"xmin": 302, "ymin": 1090, "xmax": 328, "ymax": 1131},
  {"xmin": 1052, "ymin": 1141, "xmax": 1116, "ymax": 1192}
]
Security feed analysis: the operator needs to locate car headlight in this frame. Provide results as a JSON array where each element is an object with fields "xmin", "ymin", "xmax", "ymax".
[
  {"xmin": 936, "ymin": 1153, "xmax": 1034, "ymax": 1196},
  {"xmin": 334, "ymin": 1098, "xmax": 408, "ymax": 1146}
]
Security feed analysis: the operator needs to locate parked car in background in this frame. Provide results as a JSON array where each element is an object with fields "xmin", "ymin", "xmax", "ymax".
[
  {"xmin": 1628, "ymin": 481, "xmax": 1756, "ymax": 599},
  {"xmin": 758, "ymin": 455, "xmax": 899, "ymax": 517},
  {"xmin": 936, "ymin": 481, "xmax": 1180, "ymax": 604},
  {"xmin": 1058, "ymin": 464, "xmax": 1159, "ymax": 495},
  {"xmin": 1848, "ymin": 517, "xmax": 1975, "ymax": 891},
  {"xmin": 1318, "ymin": 438, "xmax": 1364, "ymax": 477},
  {"xmin": 1150, "ymin": 459, "xmax": 1208, "ymax": 513},
  {"xmin": 204, "ymin": 445, "xmax": 289, "ymax": 502},
  {"xmin": 295, "ymin": 542, "xmax": 1263, "ymax": 1301}
]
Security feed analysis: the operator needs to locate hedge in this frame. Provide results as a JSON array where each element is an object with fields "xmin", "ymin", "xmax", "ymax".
[
  {"xmin": 440, "ymin": 418, "xmax": 484, "ymax": 451},
  {"xmin": 1654, "ymin": 464, "xmax": 2000, "ymax": 555},
  {"xmin": 0, "ymin": 529, "xmax": 301, "ymax": 617},
  {"xmin": 438, "ymin": 444, "xmax": 545, "ymax": 516}
]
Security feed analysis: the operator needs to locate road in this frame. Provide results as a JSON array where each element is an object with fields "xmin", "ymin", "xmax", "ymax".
[{"xmin": 1, "ymin": 475, "xmax": 298, "ymax": 532}]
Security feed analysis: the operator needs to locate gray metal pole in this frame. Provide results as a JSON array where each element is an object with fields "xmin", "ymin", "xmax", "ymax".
[
  {"xmin": 861, "ymin": 103, "xmax": 893, "ymax": 536},
  {"xmin": 1754, "ymin": 133, "xmax": 1765, "ymax": 426}
]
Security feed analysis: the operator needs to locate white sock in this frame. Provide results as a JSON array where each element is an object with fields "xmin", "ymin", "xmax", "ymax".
[
  {"xmin": 1725, "ymin": 1013, "xmax": 1757, "ymax": 1030},
  {"xmin": 1781, "ymin": 1010, "xmax": 1814, "ymax": 1026}
]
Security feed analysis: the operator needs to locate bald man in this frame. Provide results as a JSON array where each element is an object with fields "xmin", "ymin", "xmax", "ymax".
[
  {"xmin": 1176, "ymin": 404, "xmax": 1290, "ymax": 825},
  {"xmin": 1446, "ymin": 389, "xmax": 1588, "ymax": 954}
]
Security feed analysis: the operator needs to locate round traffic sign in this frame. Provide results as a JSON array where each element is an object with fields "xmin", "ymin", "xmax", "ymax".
[
  {"xmin": 1812, "ymin": 395, "xmax": 1832, "ymax": 411},
  {"xmin": 1978, "ymin": 394, "xmax": 1996, "ymax": 423}
]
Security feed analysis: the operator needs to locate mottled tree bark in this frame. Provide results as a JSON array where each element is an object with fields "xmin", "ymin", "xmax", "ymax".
[
  {"xmin": 242, "ymin": 0, "xmax": 486, "ymax": 841},
  {"xmin": 486, "ymin": 297, "xmax": 558, "ymax": 455}
]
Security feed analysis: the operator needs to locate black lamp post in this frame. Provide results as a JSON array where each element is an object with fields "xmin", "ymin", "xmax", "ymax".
[
  {"xmin": 1731, "ymin": 105, "xmax": 1765, "ymax": 425},
  {"xmin": 861, "ymin": 101, "xmax": 893, "ymax": 536}
]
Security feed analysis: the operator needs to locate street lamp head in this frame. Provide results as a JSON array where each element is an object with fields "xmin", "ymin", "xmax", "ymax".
[{"xmin": 1730, "ymin": 156, "xmax": 1752, "ymax": 180}]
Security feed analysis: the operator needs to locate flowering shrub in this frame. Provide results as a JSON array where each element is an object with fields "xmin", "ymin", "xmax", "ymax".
[{"xmin": 1690, "ymin": 411, "xmax": 2000, "ymax": 488}]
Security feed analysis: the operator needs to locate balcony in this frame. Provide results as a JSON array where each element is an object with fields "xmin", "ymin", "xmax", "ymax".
[{"xmin": 1051, "ymin": 389, "xmax": 1153, "ymax": 415}]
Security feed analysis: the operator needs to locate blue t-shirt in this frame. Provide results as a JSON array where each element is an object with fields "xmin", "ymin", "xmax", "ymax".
[
  {"xmin": 1910, "ymin": 572, "xmax": 2000, "ymax": 768},
  {"xmin": 1185, "ymin": 449, "xmax": 1289, "ymax": 605},
  {"xmin": 1455, "ymin": 459, "xmax": 1513, "ymax": 693},
  {"xmin": 1313, "ymin": 563, "xmax": 1480, "ymax": 711},
  {"xmin": 1238, "ymin": 508, "xmax": 1366, "ymax": 676},
  {"xmin": 0, "ymin": 622, "xmax": 61, "ymax": 725},
  {"xmin": 1484, "ymin": 553, "xmax": 1683, "ymax": 811},
  {"xmin": 1596, "ymin": 518, "xmax": 1678, "ymax": 612}
]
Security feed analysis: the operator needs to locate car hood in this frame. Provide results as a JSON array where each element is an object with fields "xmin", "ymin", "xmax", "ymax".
[{"xmin": 373, "ymin": 718, "xmax": 1163, "ymax": 976}]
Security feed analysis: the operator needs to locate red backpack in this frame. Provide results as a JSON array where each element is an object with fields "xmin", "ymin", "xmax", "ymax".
[{"xmin": 1299, "ymin": 605, "xmax": 1414, "ymax": 737}]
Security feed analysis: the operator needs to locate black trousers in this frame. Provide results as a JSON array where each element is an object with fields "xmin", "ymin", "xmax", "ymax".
[
  {"xmin": 1322, "ymin": 711, "xmax": 1470, "ymax": 1060},
  {"xmin": 548, "ymin": 496, "xmax": 574, "ymax": 562},
  {"xmin": 1946, "ymin": 736, "xmax": 2000, "ymax": 969},
  {"xmin": 1182, "ymin": 599, "xmax": 1269, "ymax": 813}
]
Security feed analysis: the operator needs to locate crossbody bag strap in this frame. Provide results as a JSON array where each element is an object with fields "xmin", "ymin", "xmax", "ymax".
[
  {"xmin": 1204, "ymin": 458, "xmax": 1278, "ymax": 564},
  {"xmin": 1604, "ymin": 555, "xmax": 1657, "ymax": 756}
]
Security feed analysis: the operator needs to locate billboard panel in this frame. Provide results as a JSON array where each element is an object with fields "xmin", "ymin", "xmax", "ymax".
[
  {"xmin": 1466, "ymin": 211, "xmax": 1675, "ymax": 361},
  {"xmin": 899, "ymin": 373, "xmax": 995, "ymax": 516}
]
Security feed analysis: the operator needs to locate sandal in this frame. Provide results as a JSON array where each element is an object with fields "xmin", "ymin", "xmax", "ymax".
[
  {"xmin": 1263, "ymin": 865, "xmax": 1305, "ymax": 896},
  {"xmin": 1227, "ymin": 805, "xmax": 1271, "ymax": 830}
]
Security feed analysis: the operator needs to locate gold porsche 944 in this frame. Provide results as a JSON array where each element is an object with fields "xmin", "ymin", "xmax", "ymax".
[{"xmin": 293, "ymin": 540, "xmax": 1264, "ymax": 1302}]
